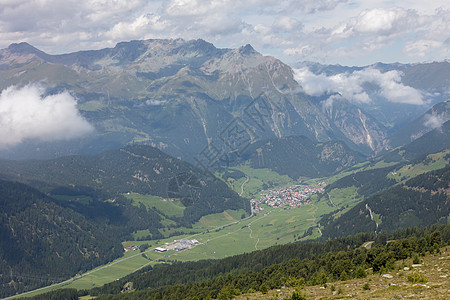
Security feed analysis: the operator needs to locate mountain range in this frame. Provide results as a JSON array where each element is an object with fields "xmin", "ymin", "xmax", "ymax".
[{"xmin": 2, "ymin": 39, "xmax": 447, "ymax": 162}]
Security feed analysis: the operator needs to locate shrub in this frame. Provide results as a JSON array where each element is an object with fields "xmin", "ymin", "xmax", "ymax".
[
  {"xmin": 412, "ymin": 253, "xmax": 421, "ymax": 264},
  {"xmin": 353, "ymin": 266, "xmax": 367, "ymax": 278},
  {"xmin": 289, "ymin": 291, "xmax": 307, "ymax": 300},
  {"xmin": 407, "ymin": 272, "xmax": 427, "ymax": 284}
]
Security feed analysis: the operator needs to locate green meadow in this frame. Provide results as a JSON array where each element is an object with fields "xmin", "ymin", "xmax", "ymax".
[
  {"xmin": 222, "ymin": 165, "xmax": 294, "ymax": 198},
  {"xmin": 126, "ymin": 192, "xmax": 186, "ymax": 217}
]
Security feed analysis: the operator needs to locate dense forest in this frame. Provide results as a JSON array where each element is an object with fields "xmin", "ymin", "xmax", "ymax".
[
  {"xmin": 323, "ymin": 166, "xmax": 397, "ymax": 197},
  {"xmin": 26, "ymin": 224, "xmax": 450, "ymax": 300},
  {"xmin": 0, "ymin": 180, "xmax": 124, "ymax": 297},
  {"xmin": 321, "ymin": 166, "xmax": 449, "ymax": 239}
]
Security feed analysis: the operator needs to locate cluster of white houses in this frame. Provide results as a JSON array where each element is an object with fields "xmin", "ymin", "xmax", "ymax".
[
  {"xmin": 252, "ymin": 182, "xmax": 326, "ymax": 210},
  {"xmin": 155, "ymin": 239, "xmax": 201, "ymax": 253}
]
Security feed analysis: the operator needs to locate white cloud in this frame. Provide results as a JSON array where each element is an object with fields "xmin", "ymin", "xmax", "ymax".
[
  {"xmin": 403, "ymin": 39, "xmax": 444, "ymax": 57},
  {"xmin": 272, "ymin": 16, "xmax": 303, "ymax": 33},
  {"xmin": 293, "ymin": 67, "xmax": 425, "ymax": 105},
  {"xmin": 286, "ymin": 0, "xmax": 348, "ymax": 14},
  {"xmin": 424, "ymin": 114, "xmax": 445, "ymax": 129},
  {"xmin": 105, "ymin": 14, "xmax": 168, "ymax": 40},
  {"xmin": 164, "ymin": 0, "xmax": 230, "ymax": 17},
  {"xmin": 0, "ymin": 84, "xmax": 94, "ymax": 148},
  {"xmin": 146, "ymin": 99, "xmax": 167, "ymax": 106},
  {"xmin": 352, "ymin": 8, "xmax": 411, "ymax": 34},
  {"xmin": 283, "ymin": 6, "xmax": 450, "ymax": 65}
]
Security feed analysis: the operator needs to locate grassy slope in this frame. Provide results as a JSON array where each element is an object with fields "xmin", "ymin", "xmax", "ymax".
[
  {"xmin": 222, "ymin": 165, "xmax": 294, "ymax": 198},
  {"xmin": 318, "ymin": 149, "xmax": 449, "ymax": 220},
  {"xmin": 236, "ymin": 246, "xmax": 450, "ymax": 300},
  {"xmin": 126, "ymin": 193, "xmax": 186, "ymax": 217}
]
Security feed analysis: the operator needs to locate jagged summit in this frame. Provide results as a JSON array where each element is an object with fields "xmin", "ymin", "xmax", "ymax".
[{"xmin": 238, "ymin": 44, "xmax": 256, "ymax": 55}]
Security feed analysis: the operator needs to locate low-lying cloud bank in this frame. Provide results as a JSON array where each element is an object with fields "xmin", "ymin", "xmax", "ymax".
[
  {"xmin": 293, "ymin": 67, "xmax": 425, "ymax": 106},
  {"xmin": 0, "ymin": 84, "xmax": 94, "ymax": 148}
]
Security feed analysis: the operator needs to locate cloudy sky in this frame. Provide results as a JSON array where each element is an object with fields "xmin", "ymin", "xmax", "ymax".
[{"xmin": 0, "ymin": 0, "xmax": 449, "ymax": 66}]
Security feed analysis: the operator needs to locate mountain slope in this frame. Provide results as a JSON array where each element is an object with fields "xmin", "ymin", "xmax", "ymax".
[
  {"xmin": 240, "ymin": 135, "xmax": 363, "ymax": 179},
  {"xmin": 388, "ymin": 100, "xmax": 450, "ymax": 149},
  {"xmin": 312, "ymin": 119, "xmax": 449, "ymax": 240},
  {"xmin": 384, "ymin": 119, "xmax": 450, "ymax": 162},
  {"xmin": 0, "ymin": 145, "xmax": 248, "ymax": 225},
  {"xmin": 321, "ymin": 166, "xmax": 449, "ymax": 239},
  {"xmin": 0, "ymin": 180, "xmax": 123, "ymax": 297},
  {"xmin": 44, "ymin": 225, "xmax": 448, "ymax": 300}
]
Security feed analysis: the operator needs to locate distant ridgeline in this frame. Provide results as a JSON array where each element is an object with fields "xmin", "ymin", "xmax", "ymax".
[
  {"xmin": 27, "ymin": 224, "xmax": 450, "ymax": 300},
  {"xmin": 0, "ymin": 145, "xmax": 249, "ymax": 226},
  {"xmin": 2, "ymin": 40, "xmax": 448, "ymax": 162}
]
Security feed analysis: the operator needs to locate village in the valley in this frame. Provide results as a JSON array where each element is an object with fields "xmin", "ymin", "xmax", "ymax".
[{"xmin": 251, "ymin": 182, "xmax": 326, "ymax": 213}]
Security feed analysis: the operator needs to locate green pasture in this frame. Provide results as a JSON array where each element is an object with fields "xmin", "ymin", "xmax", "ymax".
[
  {"xmin": 125, "ymin": 192, "xmax": 185, "ymax": 217},
  {"xmin": 387, "ymin": 150, "xmax": 449, "ymax": 182},
  {"xmin": 222, "ymin": 165, "xmax": 293, "ymax": 198}
]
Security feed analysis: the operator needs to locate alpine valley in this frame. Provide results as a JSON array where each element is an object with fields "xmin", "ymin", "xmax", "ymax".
[{"xmin": 0, "ymin": 39, "xmax": 448, "ymax": 299}]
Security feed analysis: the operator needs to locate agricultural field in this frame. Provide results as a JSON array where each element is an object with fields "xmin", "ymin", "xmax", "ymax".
[{"xmin": 39, "ymin": 169, "xmax": 344, "ymax": 295}]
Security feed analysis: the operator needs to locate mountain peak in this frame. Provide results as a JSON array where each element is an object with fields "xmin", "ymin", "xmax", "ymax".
[
  {"xmin": 238, "ymin": 44, "xmax": 256, "ymax": 55},
  {"xmin": 8, "ymin": 42, "xmax": 42, "ymax": 54}
]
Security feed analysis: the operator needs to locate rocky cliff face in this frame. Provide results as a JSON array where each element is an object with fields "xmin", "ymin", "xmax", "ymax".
[
  {"xmin": 0, "ymin": 39, "xmax": 393, "ymax": 160},
  {"xmin": 322, "ymin": 99, "xmax": 389, "ymax": 153}
]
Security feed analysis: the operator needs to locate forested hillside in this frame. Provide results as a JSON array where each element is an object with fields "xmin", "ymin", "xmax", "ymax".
[
  {"xmin": 384, "ymin": 119, "xmax": 450, "ymax": 162},
  {"xmin": 388, "ymin": 101, "xmax": 449, "ymax": 149},
  {"xmin": 321, "ymin": 166, "xmax": 449, "ymax": 239},
  {"xmin": 0, "ymin": 180, "xmax": 123, "ymax": 297},
  {"xmin": 240, "ymin": 136, "xmax": 362, "ymax": 179},
  {"xmin": 0, "ymin": 145, "xmax": 248, "ymax": 226}
]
